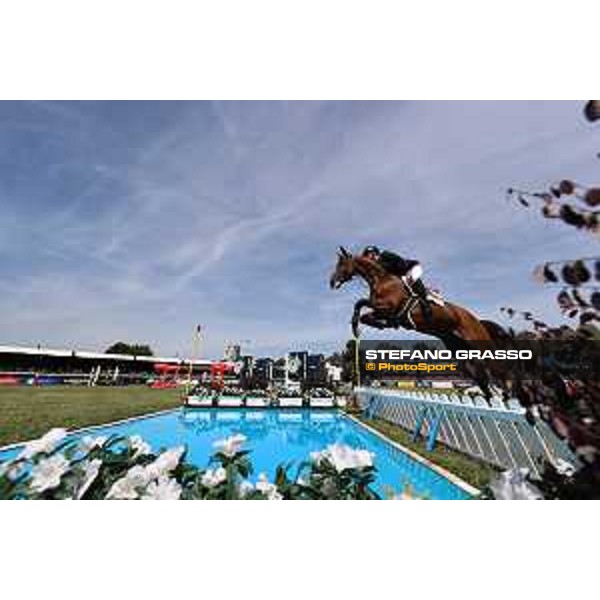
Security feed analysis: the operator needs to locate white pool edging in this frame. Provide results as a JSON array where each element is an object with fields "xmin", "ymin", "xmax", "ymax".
[{"xmin": 346, "ymin": 413, "xmax": 480, "ymax": 497}]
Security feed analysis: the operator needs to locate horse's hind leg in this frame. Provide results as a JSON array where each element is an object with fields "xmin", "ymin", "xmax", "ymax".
[{"xmin": 463, "ymin": 360, "xmax": 493, "ymax": 400}]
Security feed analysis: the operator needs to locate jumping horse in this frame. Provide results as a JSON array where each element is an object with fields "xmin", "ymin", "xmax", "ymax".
[
  {"xmin": 329, "ymin": 246, "xmax": 527, "ymax": 408},
  {"xmin": 329, "ymin": 246, "xmax": 504, "ymax": 345}
]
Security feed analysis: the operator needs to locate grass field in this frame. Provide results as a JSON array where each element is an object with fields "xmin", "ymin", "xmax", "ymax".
[
  {"xmin": 353, "ymin": 414, "xmax": 499, "ymax": 489},
  {"xmin": 0, "ymin": 385, "xmax": 181, "ymax": 447}
]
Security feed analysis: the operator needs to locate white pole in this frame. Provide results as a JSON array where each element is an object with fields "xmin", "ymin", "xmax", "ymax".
[{"xmin": 188, "ymin": 327, "xmax": 199, "ymax": 390}]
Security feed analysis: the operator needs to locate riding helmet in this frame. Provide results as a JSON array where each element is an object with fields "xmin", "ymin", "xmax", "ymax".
[{"xmin": 363, "ymin": 245, "xmax": 380, "ymax": 256}]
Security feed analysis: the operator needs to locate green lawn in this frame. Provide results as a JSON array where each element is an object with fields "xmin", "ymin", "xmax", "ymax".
[
  {"xmin": 353, "ymin": 413, "xmax": 499, "ymax": 489},
  {"xmin": 0, "ymin": 385, "xmax": 181, "ymax": 447}
]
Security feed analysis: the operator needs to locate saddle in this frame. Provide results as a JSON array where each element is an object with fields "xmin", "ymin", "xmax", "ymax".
[{"xmin": 392, "ymin": 284, "xmax": 445, "ymax": 329}]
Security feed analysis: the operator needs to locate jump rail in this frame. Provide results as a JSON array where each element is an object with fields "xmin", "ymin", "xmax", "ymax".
[{"xmin": 355, "ymin": 387, "xmax": 578, "ymax": 478}]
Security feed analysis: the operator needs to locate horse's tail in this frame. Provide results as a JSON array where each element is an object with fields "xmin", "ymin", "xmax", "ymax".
[{"xmin": 480, "ymin": 319, "xmax": 512, "ymax": 342}]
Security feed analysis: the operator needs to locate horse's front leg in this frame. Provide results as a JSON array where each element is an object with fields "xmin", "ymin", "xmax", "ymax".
[
  {"xmin": 360, "ymin": 311, "xmax": 390, "ymax": 330},
  {"xmin": 351, "ymin": 299, "xmax": 371, "ymax": 338}
]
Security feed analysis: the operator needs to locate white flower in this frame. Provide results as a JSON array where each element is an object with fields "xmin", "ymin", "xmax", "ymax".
[
  {"xmin": 76, "ymin": 459, "xmax": 102, "ymax": 499},
  {"xmin": 142, "ymin": 476, "xmax": 182, "ymax": 500},
  {"xmin": 106, "ymin": 446, "xmax": 184, "ymax": 499},
  {"xmin": 0, "ymin": 460, "xmax": 24, "ymax": 481},
  {"xmin": 553, "ymin": 458, "xmax": 576, "ymax": 477},
  {"xmin": 79, "ymin": 436, "xmax": 107, "ymax": 453},
  {"xmin": 255, "ymin": 473, "xmax": 283, "ymax": 500},
  {"xmin": 106, "ymin": 465, "xmax": 150, "ymax": 500},
  {"xmin": 212, "ymin": 434, "xmax": 247, "ymax": 457},
  {"xmin": 106, "ymin": 478, "xmax": 139, "ymax": 500},
  {"xmin": 312, "ymin": 444, "xmax": 374, "ymax": 472},
  {"xmin": 390, "ymin": 486, "xmax": 421, "ymax": 500},
  {"xmin": 30, "ymin": 455, "xmax": 70, "ymax": 493},
  {"xmin": 391, "ymin": 493, "xmax": 420, "ymax": 500},
  {"xmin": 146, "ymin": 446, "xmax": 185, "ymax": 479},
  {"xmin": 19, "ymin": 428, "xmax": 67, "ymax": 460},
  {"xmin": 129, "ymin": 435, "xmax": 151, "ymax": 457},
  {"xmin": 127, "ymin": 465, "xmax": 151, "ymax": 487},
  {"xmin": 310, "ymin": 450, "xmax": 325, "ymax": 463},
  {"xmin": 489, "ymin": 468, "xmax": 544, "ymax": 500},
  {"xmin": 238, "ymin": 480, "xmax": 255, "ymax": 497},
  {"xmin": 255, "ymin": 472, "xmax": 271, "ymax": 493},
  {"xmin": 201, "ymin": 467, "xmax": 227, "ymax": 488}
]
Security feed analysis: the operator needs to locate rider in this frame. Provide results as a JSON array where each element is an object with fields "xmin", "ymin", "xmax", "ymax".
[{"xmin": 362, "ymin": 245, "xmax": 433, "ymax": 322}]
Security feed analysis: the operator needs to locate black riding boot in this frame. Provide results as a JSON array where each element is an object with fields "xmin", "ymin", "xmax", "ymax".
[{"xmin": 412, "ymin": 279, "xmax": 433, "ymax": 322}]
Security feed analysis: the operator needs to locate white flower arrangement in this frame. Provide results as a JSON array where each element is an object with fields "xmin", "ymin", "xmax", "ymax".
[
  {"xmin": 0, "ymin": 460, "xmax": 24, "ymax": 481},
  {"xmin": 212, "ymin": 434, "xmax": 247, "ymax": 457},
  {"xmin": 30, "ymin": 454, "xmax": 70, "ymax": 493},
  {"xmin": 238, "ymin": 480, "xmax": 255, "ymax": 497},
  {"xmin": 129, "ymin": 435, "xmax": 152, "ymax": 458},
  {"xmin": 0, "ymin": 429, "xmax": 384, "ymax": 500},
  {"xmin": 489, "ymin": 468, "xmax": 544, "ymax": 500},
  {"xmin": 255, "ymin": 473, "xmax": 283, "ymax": 500},
  {"xmin": 19, "ymin": 428, "xmax": 67, "ymax": 460},
  {"xmin": 79, "ymin": 436, "xmax": 108, "ymax": 453},
  {"xmin": 142, "ymin": 476, "xmax": 182, "ymax": 500},
  {"xmin": 310, "ymin": 444, "xmax": 374, "ymax": 472},
  {"xmin": 146, "ymin": 447, "xmax": 185, "ymax": 479},
  {"xmin": 106, "ymin": 465, "xmax": 150, "ymax": 500},
  {"xmin": 76, "ymin": 459, "xmax": 102, "ymax": 499},
  {"xmin": 201, "ymin": 467, "xmax": 227, "ymax": 488}
]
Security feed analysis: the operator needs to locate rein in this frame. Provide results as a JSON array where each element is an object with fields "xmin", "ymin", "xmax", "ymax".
[
  {"xmin": 354, "ymin": 256, "xmax": 420, "ymax": 328},
  {"xmin": 396, "ymin": 278, "xmax": 420, "ymax": 328}
]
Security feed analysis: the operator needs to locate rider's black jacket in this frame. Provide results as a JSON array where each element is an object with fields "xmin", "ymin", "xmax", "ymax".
[{"xmin": 378, "ymin": 251, "xmax": 419, "ymax": 278}]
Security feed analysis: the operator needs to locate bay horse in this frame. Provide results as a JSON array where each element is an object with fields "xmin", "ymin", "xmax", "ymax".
[{"xmin": 329, "ymin": 246, "xmax": 502, "ymax": 345}]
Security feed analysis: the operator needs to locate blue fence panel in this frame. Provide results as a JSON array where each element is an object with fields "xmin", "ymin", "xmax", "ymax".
[{"xmin": 356, "ymin": 387, "xmax": 578, "ymax": 476}]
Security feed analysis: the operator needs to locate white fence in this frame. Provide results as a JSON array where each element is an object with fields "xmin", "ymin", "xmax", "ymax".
[{"xmin": 355, "ymin": 387, "xmax": 578, "ymax": 478}]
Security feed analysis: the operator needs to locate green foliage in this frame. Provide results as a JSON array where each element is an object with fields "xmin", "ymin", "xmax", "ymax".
[
  {"xmin": 105, "ymin": 342, "xmax": 154, "ymax": 356},
  {"xmin": 325, "ymin": 351, "xmax": 344, "ymax": 367},
  {"xmin": 342, "ymin": 339, "xmax": 358, "ymax": 384},
  {"xmin": 503, "ymin": 108, "xmax": 600, "ymax": 496}
]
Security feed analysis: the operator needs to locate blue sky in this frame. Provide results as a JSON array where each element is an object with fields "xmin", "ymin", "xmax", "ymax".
[{"xmin": 1, "ymin": 101, "xmax": 598, "ymax": 358}]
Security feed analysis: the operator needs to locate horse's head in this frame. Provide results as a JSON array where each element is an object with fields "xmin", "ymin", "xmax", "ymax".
[{"xmin": 330, "ymin": 246, "xmax": 356, "ymax": 289}]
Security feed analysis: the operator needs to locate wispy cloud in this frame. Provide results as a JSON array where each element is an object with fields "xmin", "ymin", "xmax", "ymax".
[{"xmin": 0, "ymin": 101, "xmax": 597, "ymax": 357}]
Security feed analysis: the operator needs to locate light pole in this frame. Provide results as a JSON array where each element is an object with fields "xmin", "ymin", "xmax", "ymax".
[{"xmin": 188, "ymin": 324, "xmax": 202, "ymax": 390}]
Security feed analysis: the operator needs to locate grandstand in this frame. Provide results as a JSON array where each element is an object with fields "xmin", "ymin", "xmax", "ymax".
[
  {"xmin": 0, "ymin": 344, "xmax": 338, "ymax": 389},
  {"xmin": 0, "ymin": 344, "xmax": 213, "ymax": 386}
]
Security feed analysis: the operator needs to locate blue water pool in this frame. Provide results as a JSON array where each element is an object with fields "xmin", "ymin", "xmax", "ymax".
[{"xmin": 0, "ymin": 409, "xmax": 472, "ymax": 499}]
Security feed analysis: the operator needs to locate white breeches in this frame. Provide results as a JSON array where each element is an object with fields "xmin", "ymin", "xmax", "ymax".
[{"xmin": 407, "ymin": 264, "xmax": 423, "ymax": 282}]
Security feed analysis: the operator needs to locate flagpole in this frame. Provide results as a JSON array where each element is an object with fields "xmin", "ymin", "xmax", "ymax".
[{"xmin": 188, "ymin": 325, "xmax": 201, "ymax": 391}]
